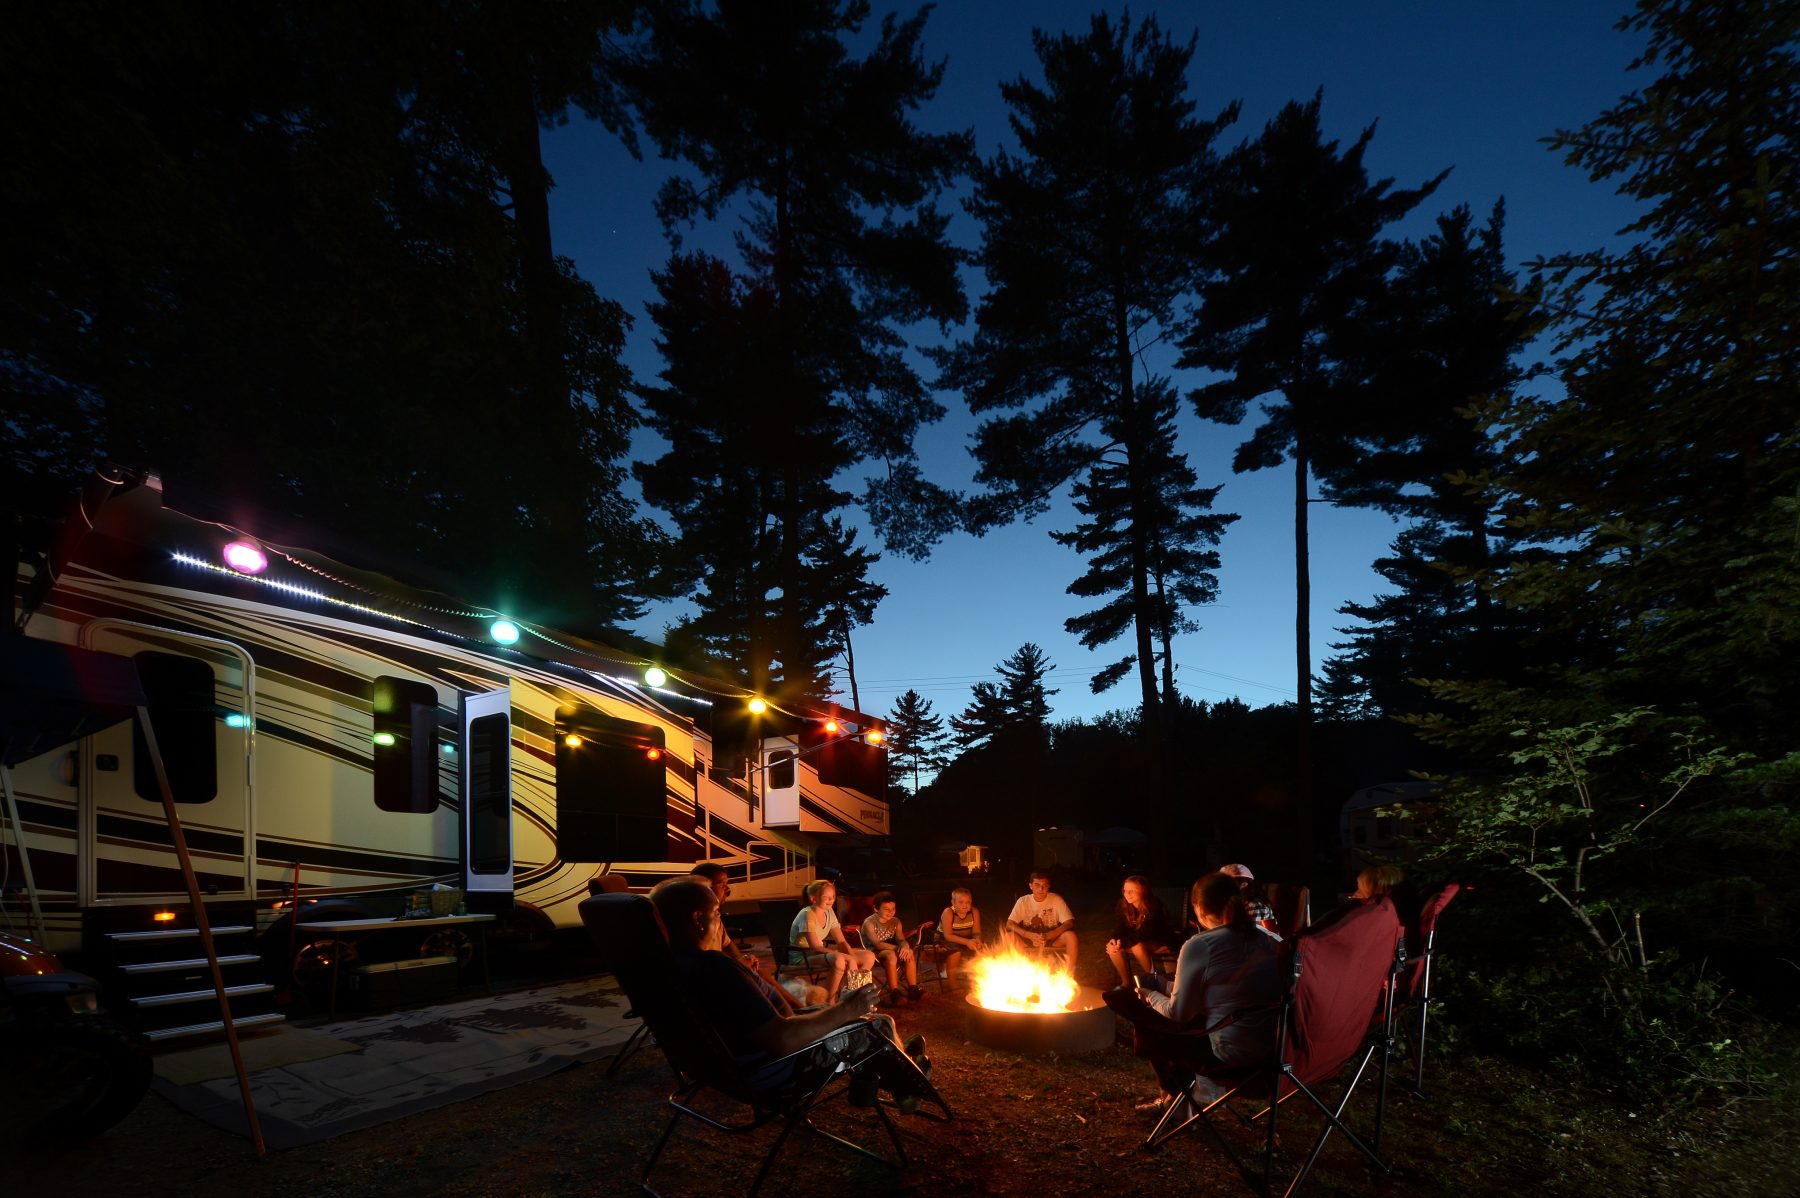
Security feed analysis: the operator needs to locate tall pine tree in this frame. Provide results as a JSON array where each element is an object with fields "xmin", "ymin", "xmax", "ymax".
[
  {"xmin": 1475, "ymin": 0, "xmax": 1800, "ymax": 753},
  {"xmin": 938, "ymin": 12, "xmax": 1236, "ymax": 728},
  {"xmin": 950, "ymin": 643, "xmax": 1059, "ymax": 750},
  {"xmin": 1053, "ymin": 379, "xmax": 1236, "ymax": 701},
  {"xmin": 629, "ymin": 0, "xmax": 969, "ymax": 705},
  {"xmin": 1178, "ymin": 92, "xmax": 1443, "ymax": 865},
  {"xmin": 1321, "ymin": 203, "xmax": 1549, "ymax": 716},
  {"xmin": 885, "ymin": 688, "xmax": 949, "ymax": 799}
]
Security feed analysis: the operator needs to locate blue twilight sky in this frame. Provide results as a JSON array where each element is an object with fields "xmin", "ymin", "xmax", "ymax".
[{"xmin": 541, "ymin": 1, "xmax": 1647, "ymax": 724}]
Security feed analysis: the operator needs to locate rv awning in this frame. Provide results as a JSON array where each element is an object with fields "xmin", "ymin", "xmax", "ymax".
[{"xmin": 0, "ymin": 637, "xmax": 146, "ymax": 766}]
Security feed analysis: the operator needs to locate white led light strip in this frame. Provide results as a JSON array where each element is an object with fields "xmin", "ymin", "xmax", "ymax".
[{"xmin": 173, "ymin": 551, "xmax": 462, "ymax": 638}]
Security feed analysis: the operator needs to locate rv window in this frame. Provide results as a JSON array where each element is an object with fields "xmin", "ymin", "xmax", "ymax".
[
  {"xmin": 556, "ymin": 712, "xmax": 667, "ymax": 862},
  {"xmin": 467, "ymin": 713, "xmax": 510, "ymax": 874},
  {"xmin": 132, "ymin": 651, "xmax": 218, "ymax": 804},
  {"xmin": 373, "ymin": 676, "xmax": 441, "ymax": 814},
  {"xmin": 766, "ymin": 749, "xmax": 796, "ymax": 791}
]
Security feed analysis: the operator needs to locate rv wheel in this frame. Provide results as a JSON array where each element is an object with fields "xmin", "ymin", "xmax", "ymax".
[
  {"xmin": 291, "ymin": 937, "xmax": 360, "ymax": 997},
  {"xmin": 487, "ymin": 903, "xmax": 556, "ymax": 973},
  {"xmin": 420, "ymin": 928, "xmax": 475, "ymax": 970}
]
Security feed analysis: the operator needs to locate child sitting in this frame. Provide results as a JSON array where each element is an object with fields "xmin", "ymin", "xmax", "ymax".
[
  {"xmin": 860, "ymin": 891, "xmax": 924, "ymax": 1005},
  {"xmin": 936, "ymin": 886, "xmax": 984, "ymax": 986}
]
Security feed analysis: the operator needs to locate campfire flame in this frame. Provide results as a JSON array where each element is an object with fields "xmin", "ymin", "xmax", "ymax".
[{"xmin": 970, "ymin": 949, "xmax": 1079, "ymax": 1012}]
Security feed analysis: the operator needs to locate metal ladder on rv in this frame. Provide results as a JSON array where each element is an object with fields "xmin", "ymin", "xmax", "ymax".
[{"xmin": 104, "ymin": 925, "xmax": 285, "ymax": 1042}]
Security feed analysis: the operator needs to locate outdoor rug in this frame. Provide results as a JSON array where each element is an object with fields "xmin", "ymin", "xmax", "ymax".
[
  {"xmin": 154, "ymin": 1024, "xmax": 360, "ymax": 1086},
  {"xmin": 151, "ymin": 976, "xmax": 639, "ymax": 1148}
]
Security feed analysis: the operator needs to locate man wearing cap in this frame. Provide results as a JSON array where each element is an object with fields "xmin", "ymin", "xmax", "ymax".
[{"xmin": 1220, "ymin": 863, "xmax": 1282, "ymax": 940}]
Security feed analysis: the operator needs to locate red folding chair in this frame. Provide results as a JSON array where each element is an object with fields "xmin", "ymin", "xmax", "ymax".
[
  {"xmin": 1110, "ymin": 898, "xmax": 1406, "ymax": 1197},
  {"xmin": 1396, "ymin": 883, "xmax": 1463, "ymax": 1099}
]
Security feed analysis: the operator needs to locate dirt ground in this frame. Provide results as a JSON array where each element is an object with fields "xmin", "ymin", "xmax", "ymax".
[{"xmin": 12, "ymin": 911, "xmax": 1796, "ymax": 1198}]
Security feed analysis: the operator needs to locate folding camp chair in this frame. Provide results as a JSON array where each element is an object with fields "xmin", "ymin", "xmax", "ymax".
[
  {"xmin": 1264, "ymin": 883, "xmax": 1312, "ymax": 939},
  {"xmin": 579, "ymin": 892, "xmax": 948, "ymax": 1197},
  {"xmin": 1110, "ymin": 899, "xmax": 1406, "ymax": 1198},
  {"xmin": 1395, "ymin": 883, "xmax": 1462, "ymax": 1099},
  {"xmin": 761, "ymin": 898, "xmax": 832, "ymax": 989},
  {"xmin": 583, "ymin": 874, "xmax": 651, "ymax": 1078},
  {"xmin": 907, "ymin": 893, "xmax": 952, "ymax": 991}
]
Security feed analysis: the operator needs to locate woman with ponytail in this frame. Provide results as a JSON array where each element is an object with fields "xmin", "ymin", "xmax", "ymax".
[{"xmin": 1130, "ymin": 871, "xmax": 1281, "ymax": 1112}]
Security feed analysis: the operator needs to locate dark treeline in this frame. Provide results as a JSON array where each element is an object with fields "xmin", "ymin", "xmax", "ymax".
[{"xmin": 5, "ymin": 1, "xmax": 1797, "ymax": 1088}]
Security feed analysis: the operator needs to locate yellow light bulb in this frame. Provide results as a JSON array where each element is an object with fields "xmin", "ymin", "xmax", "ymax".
[
  {"xmin": 564, "ymin": 734, "xmax": 584, "ymax": 748},
  {"xmin": 747, "ymin": 698, "xmax": 767, "ymax": 714}
]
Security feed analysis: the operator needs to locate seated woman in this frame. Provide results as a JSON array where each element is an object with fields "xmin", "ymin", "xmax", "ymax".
[
  {"xmin": 1131, "ymin": 871, "xmax": 1281, "ymax": 1113},
  {"xmin": 791, "ymin": 879, "xmax": 878, "ymax": 1001},
  {"xmin": 1219, "ymin": 862, "xmax": 1282, "ymax": 939},
  {"xmin": 936, "ymin": 887, "xmax": 984, "ymax": 987},
  {"xmin": 651, "ymin": 877, "xmax": 933, "ymax": 1108},
  {"xmin": 1354, "ymin": 864, "xmax": 1405, "ymax": 902},
  {"xmin": 861, "ymin": 892, "xmax": 924, "ymax": 1005},
  {"xmin": 1105, "ymin": 874, "xmax": 1178, "ymax": 989}
]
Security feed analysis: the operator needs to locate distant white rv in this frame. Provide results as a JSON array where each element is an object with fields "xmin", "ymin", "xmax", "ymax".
[{"xmin": 4, "ymin": 470, "xmax": 889, "ymax": 971}]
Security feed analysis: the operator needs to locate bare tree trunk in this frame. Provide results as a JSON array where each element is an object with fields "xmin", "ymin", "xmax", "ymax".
[{"xmin": 1293, "ymin": 448, "xmax": 1314, "ymax": 877}]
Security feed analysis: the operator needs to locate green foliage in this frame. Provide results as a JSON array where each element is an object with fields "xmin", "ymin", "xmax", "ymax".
[{"xmin": 1427, "ymin": 709, "xmax": 1748, "ymax": 969}]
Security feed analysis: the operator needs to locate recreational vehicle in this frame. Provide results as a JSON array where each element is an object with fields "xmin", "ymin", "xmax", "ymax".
[{"xmin": 2, "ymin": 470, "xmax": 889, "ymax": 1037}]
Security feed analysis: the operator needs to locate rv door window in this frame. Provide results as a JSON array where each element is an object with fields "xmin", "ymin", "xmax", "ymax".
[
  {"xmin": 132, "ymin": 651, "xmax": 218, "ymax": 804},
  {"xmin": 766, "ymin": 749, "xmax": 796, "ymax": 791},
  {"xmin": 373, "ymin": 676, "xmax": 441, "ymax": 814},
  {"xmin": 467, "ymin": 713, "xmax": 510, "ymax": 874}
]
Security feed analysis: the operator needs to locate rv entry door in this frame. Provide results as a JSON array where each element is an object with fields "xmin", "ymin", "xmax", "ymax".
[
  {"xmin": 459, "ymin": 687, "xmax": 513, "ymax": 902},
  {"xmin": 78, "ymin": 623, "xmax": 255, "ymax": 907}
]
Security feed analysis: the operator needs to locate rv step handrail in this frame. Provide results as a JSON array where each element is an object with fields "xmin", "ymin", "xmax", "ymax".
[
  {"xmin": 130, "ymin": 982, "xmax": 274, "ymax": 1007},
  {"xmin": 107, "ymin": 925, "xmax": 255, "ymax": 942},
  {"xmin": 120, "ymin": 953, "xmax": 260, "ymax": 974},
  {"xmin": 143, "ymin": 1012, "xmax": 286, "ymax": 1042}
]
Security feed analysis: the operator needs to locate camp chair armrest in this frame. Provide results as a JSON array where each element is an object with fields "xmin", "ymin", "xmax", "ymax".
[{"xmin": 752, "ymin": 1018, "xmax": 882, "ymax": 1074}]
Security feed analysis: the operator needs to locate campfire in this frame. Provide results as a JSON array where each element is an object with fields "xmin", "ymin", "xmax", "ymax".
[
  {"xmin": 969, "ymin": 949, "xmax": 1078, "ymax": 1012},
  {"xmin": 963, "ymin": 949, "xmax": 1116, "ymax": 1056}
]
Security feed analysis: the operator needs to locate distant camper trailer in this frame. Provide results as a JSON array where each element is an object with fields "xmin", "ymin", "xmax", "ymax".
[
  {"xmin": 1033, "ymin": 826, "xmax": 1084, "ymax": 870},
  {"xmin": 3, "ymin": 472, "xmax": 889, "ymax": 977},
  {"xmin": 1340, "ymin": 781, "xmax": 1438, "ymax": 870}
]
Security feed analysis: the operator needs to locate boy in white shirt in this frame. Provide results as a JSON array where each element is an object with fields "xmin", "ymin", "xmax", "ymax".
[{"xmin": 1003, "ymin": 870, "xmax": 1078, "ymax": 971}]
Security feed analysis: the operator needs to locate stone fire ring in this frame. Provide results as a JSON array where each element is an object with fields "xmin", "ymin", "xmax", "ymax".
[{"xmin": 964, "ymin": 986, "xmax": 1116, "ymax": 1055}]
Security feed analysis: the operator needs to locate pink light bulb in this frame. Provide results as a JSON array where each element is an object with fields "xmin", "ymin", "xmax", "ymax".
[{"xmin": 223, "ymin": 541, "xmax": 268, "ymax": 574}]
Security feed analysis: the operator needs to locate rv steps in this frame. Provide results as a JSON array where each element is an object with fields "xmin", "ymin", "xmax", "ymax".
[
  {"xmin": 131, "ymin": 982, "xmax": 275, "ymax": 1008},
  {"xmin": 143, "ymin": 1011, "xmax": 287, "ymax": 1043},
  {"xmin": 105, "ymin": 925, "xmax": 255, "ymax": 942},
  {"xmin": 88, "ymin": 913, "xmax": 281, "ymax": 1037},
  {"xmin": 120, "ymin": 954, "xmax": 260, "ymax": 975}
]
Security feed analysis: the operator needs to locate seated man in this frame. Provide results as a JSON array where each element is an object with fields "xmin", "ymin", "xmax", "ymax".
[
  {"xmin": 688, "ymin": 862, "xmax": 800, "ymax": 1010},
  {"xmin": 1003, "ymin": 870, "xmax": 1078, "ymax": 972},
  {"xmin": 649, "ymin": 877, "xmax": 935, "ymax": 1110}
]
